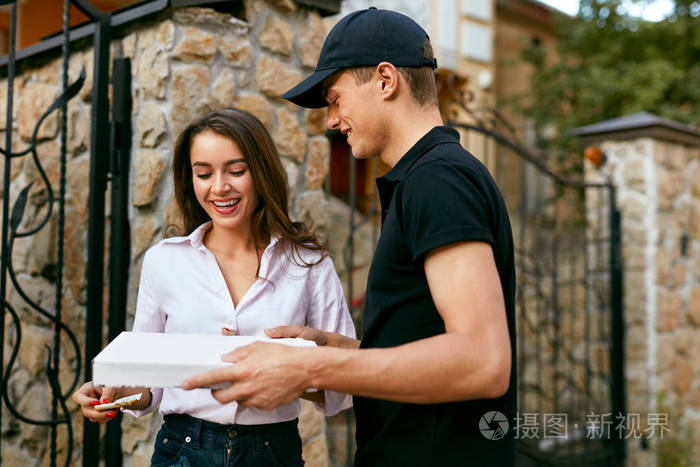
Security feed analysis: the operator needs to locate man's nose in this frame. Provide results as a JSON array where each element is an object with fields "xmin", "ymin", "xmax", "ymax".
[{"xmin": 326, "ymin": 106, "xmax": 340, "ymax": 130}]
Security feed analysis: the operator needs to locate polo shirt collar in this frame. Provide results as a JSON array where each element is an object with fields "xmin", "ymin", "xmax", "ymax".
[{"xmin": 382, "ymin": 126, "xmax": 460, "ymax": 182}]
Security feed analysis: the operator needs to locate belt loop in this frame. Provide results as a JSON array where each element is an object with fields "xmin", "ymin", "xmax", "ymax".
[{"xmin": 191, "ymin": 418, "xmax": 202, "ymax": 450}]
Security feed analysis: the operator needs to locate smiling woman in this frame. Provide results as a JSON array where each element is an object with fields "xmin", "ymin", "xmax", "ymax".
[{"xmin": 71, "ymin": 107, "xmax": 356, "ymax": 466}]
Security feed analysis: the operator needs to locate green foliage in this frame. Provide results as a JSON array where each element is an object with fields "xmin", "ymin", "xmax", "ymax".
[
  {"xmin": 519, "ymin": 0, "xmax": 700, "ymax": 150},
  {"xmin": 656, "ymin": 392, "xmax": 695, "ymax": 467}
]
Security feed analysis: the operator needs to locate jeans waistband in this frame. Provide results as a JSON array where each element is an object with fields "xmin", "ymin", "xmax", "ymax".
[{"xmin": 163, "ymin": 413, "xmax": 298, "ymax": 440}]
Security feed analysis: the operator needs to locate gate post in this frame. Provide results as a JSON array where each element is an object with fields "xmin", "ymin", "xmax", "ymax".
[
  {"xmin": 575, "ymin": 112, "xmax": 700, "ymax": 466},
  {"xmin": 84, "ymin": 11, "xmax": 112, "ymax": 467}
]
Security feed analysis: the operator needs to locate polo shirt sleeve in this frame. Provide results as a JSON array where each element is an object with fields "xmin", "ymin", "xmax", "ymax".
[{"xmin": 400, "ymin": 159, "xmax": 495, "ymax": 263}]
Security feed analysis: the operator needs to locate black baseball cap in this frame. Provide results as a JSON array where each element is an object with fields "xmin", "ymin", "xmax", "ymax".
[{"xmin": 282, "ymin": 7, "xmax": 437, "ymax": 109}]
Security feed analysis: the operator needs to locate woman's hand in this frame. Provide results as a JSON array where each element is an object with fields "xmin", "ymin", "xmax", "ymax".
[
  {"xmin": 71, "ymin": 381, "xmax": 119, "ymax": 424},
  {"xmin": 265, "ymin": 325, "xmax": 360, "ymax": 349},
  {"xmin": 71, "ymin": 383, "xmax": 151, "ymax": 424}
]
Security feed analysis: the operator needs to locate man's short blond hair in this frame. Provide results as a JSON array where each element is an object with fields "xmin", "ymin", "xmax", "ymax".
[{"xmin": 349, "ymin": 38, "xmax": 437, "ymax": 107}]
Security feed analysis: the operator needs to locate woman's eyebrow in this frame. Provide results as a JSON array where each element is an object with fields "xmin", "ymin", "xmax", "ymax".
[{"xmin": 192, "ymin": 159, "xmax": 246, "ymax": 168}]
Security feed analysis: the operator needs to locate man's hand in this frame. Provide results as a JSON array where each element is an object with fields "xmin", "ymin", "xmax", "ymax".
[
  {"xmin": 181, "ymin": 342, "xmax": 315, "ymax": 411},
  {"xmin": 266, "ymin": 325, "xmax": 360, "ymax": 349}
]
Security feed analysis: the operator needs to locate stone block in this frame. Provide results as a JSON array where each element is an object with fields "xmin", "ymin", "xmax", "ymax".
[
  {"xmin": 294, "ymin": 190, "xmax": 329, "ymax": 243},
  {"xmin": 213, "ymin": 68, "xmax": 237, "ymax": 106},
  {"xmin": 235, "ymin": 94, "xmax": 274, "ymax": 130},
  {"xmin": 17, "ymin": 324, "xmax": 53, "ymax": 377},
  {"xmin": 689, "ymin": 285, "xmax": 700, "ymax": 326},
  {"xmin": 133, "ymin": 149, "xmax": 167, "ymax": 207},
  {"xmin": 621, "ymin": 195, "xmax": 646, "ymax": 224},
  {"xmin": 299, "ymin": 400, "xmax": 324, "ymax": 444},
  {"xmin": 123, "ymin": 31, "xmax": 137, "ymax": 59},
  {"xmin": 625, "ymin": 323, "xmax": 647, "ymax": 358},
  {"xmin": 1, "ymin": 446, "xmax": 33, "ymax": 466},
  {"xmin": 656, "ymin": 289, "xmax": 679, "ymax": 332},
  {"xmin": 219, "ymin": 35, "xmax": 252, "ymax": 68},
  {"xmin": 132, "ymin": 214, "xmax": 158, "ymax": 260},
  {"xmin": 673, "ymin": 328, "xmax": 694, "ymax": 356},
  {"xmin": 170, "ymin": 64, "xmax": 212, "ymax": 137},
  {"xmin": 299, "ymin": 11, "xmax": 325, "ymax": 68},
  {"xmin": 622, "ymin": 158, "xmax": 645, "ymax": 192},
  {"xmin": 137, "ymin": 47, "xmax": 168, "ymax": 100},
  {"xmin": 173, "ymin": 27, "xmax": 217, "ymax": 63},
  {"xmin": 672, "ymin": 356, "xmax": 692, "ymax": 393},
  {"xmin": 270, "ymin": 0, "xmax": 296, "ymax": 12},
  {"xmin": 671, "ymin": 263, "xmax": 687, "ymax": 290},
  {"xmin": 692, "ymin": 165, "xmax": 700, "ymax": 197},
  {"xmin": 157, "ymin": 20, "xmax": 175, "ymax": 50},
  {"xmin": 18, "ymin": 82, "xmax": 59, "ymax": 142},
  {"xmin": 305, "ymin": 108, "xmax": 327, "ymax": 135},
  {"xmin": 17, "ymin": 384, "xmax": 50, "ymax": 457},
  {"xmin": 63, "ymin": 208, "xmax": 88, "ymax": 301},
  {"xmin": 28, "ymin": 212, "xmax": 57, "ymax": 276},
  {"xmin": 122, "ymin": 409, "xmax": 156, "ymax": 453},
  {"xmin": 67, "ymin": 100, "xmax": 89, "ymax": 155},
  {"xmin": 302, "ymin": 434, "xmax": 329, "ymax": 467},
  {"xmin": 67, "ymin": 156, "xmax": 91, "ymax": 218},
  {"xmin": 656, "ymin": 168, "xmax": 680, "ymax": 211},
  {"xmin": 164, "ymin": 195, "xmax": 184, "ymax": 237},
  {"xmin": 622, "ymin": 241, "xmax": 645, "ymax": 269},
  {"xmin": 254, "ymin": 55, "xmax": 302, "ymax": 98},
  {"xmin": 656, "ymin": 334, "xmax": 675, "ymax": 371},
  {"xmin": 656, "ymin": 249, "xmax": 672, "ymax": 286},
  {"xmin": 137, "ymin": 102, "xmax": 167, "ymax": 148},
  {"xmin": 280, "ymin": 157, "xmax": 299, "ymax": 203},
  {"xmin": 305, "ymin": 136, "xmax": 330, "ymax": 190},
  {"xmin": 273, "ymin": 108, "xmax": 306, "ymax": 162},
  {"xmin": 259, "ymin": 16, "xmax": 294, "ymax": 56}
]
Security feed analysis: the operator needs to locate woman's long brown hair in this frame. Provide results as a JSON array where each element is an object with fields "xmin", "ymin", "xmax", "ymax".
[{"xmin": 172, "ymin": 107, "xmax": 327, "ymax": 266}]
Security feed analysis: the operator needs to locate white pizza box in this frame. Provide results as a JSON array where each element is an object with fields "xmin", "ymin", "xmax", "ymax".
[{"xmin": 93, "ymin": 331, "xmax": 316, "ymax": 388}]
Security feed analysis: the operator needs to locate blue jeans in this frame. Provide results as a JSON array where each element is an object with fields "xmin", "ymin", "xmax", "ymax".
[{"xmin": 151, "ymin": 414, "xmax": 305, "ymax": 467}]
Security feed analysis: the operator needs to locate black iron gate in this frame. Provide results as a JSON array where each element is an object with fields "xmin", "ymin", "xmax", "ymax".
[
  {"xmin": 445, "ymin": 118, "xmax": 625, "ymax": 466},
  {"xmin": 0, "ymin": 1, "xmax": 132, "ymax": 465}
]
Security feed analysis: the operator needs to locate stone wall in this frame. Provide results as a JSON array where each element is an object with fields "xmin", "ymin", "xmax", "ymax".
[
  {"xmin": 0, "ymin": 1, "xmax": 362, "ymax": 465},
  {"xmin": 583, "ymin": 117, "xmax": 700, "ymax": 466}
]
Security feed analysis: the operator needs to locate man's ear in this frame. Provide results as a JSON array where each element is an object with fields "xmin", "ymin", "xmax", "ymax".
[{"xmin": 375, "ymin": 62, "xmax": 399, "ymax": 101}]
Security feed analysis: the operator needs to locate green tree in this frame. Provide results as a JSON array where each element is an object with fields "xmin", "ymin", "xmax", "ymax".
[{"xmin": 520, "ymin": 0, "xmax": 700, "ymax": 151}]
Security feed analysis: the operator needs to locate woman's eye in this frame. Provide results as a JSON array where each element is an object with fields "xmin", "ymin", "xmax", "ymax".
[
  {"xmin": 195, "ymin": 173, "xmax": 211, "ymax": 179},
  {"xmin": 230, "ymin": 170, "xmax": 245, "ymax": 176}
]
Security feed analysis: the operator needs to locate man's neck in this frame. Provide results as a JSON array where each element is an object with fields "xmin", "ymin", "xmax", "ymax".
[{"xmin": 379, "ymin": 105, "xmax": 444, "ymax": 168}]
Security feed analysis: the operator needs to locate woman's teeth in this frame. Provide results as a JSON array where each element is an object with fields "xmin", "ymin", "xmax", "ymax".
[{"xmin": 213, "ymin": 200, "xmax": 239, "ymax": 207}]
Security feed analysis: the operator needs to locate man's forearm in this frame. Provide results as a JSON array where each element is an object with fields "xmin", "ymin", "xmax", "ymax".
[{"xmin": 307, "ymin": 332, "xmax": 510, "ymax": 404}]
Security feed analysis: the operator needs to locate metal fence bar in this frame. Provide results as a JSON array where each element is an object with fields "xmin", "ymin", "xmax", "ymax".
[
  {"xmin": 608, "ymin": 188, "xmax": 625, "ymax": 463},
  {"xmin": 106, "ymin": 56, "xmax": 132, "ymax": 467},
  {"xmin": 0, "ymin": 3, "xmax": 17, "ymax": 462},
  {"xmin": 83, "ymin": 7, "xmax": 112, "ymax": 465}
]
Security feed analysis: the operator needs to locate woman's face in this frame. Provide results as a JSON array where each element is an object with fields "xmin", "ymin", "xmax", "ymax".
[{"xmin": 190, "ymin": 131, "xmax": 259, "ymax": 235}]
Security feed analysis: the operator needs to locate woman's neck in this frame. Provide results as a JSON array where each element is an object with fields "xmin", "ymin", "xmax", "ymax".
[{"xmin": 203, "ymin": 224, "xmax": 259, "ymax": 258}]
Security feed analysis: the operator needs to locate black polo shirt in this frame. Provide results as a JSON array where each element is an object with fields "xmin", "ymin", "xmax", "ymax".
[{"xmin": 354, "ymin": 126, "xmax": 516, "ymax": 466}]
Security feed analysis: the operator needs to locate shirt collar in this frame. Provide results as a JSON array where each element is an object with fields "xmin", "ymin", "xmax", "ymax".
[
  {"xmin": 381, "ymin": 126, "xmax": 460, "ymax": 182},
  {"xmin": 160, "ymin": 221, "xmax": 281, "ymax": 254}
]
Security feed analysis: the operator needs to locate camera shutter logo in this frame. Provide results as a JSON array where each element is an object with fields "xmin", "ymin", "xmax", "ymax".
[{"xmin": 479, "ymin": 411, "xmax": 509, "ymax": 440}]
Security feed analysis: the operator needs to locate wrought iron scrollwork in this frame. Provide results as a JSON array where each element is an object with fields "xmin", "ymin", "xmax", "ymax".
[
  {"xmin": 1, "ymin": 70, "xmax": 85, "ymax": 467},
  {"xmin": 0, "ymin": 0, "xmax": 86, "ymax": 464}
]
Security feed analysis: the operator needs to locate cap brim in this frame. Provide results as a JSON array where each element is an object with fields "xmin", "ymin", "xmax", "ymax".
[{"xmin": 282, "ymin": 67, "xmax": 340, "ymax": 108}]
